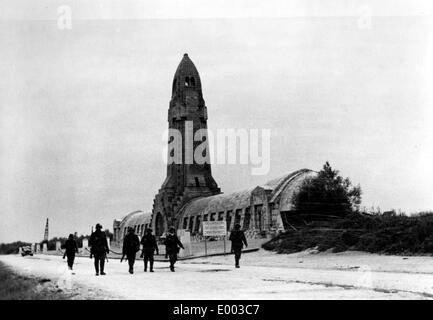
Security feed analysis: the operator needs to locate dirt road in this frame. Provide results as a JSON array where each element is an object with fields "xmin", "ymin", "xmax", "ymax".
[{"xmin": 1, "ymin": 250, "xmax": 433, "ymax": 299}]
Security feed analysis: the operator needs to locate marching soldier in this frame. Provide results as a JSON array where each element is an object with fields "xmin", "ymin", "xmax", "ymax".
[
  {"xmin": 89, "ymin": 223, "xmax": 110, "ymax": 276},
  {"xmin": 140, "ymin": 228, "xmax": 159, "ymax": 272},
  {"xmin": 229, "ymin": 223, "xmax": 248, "ymax": 268},
  {"xmin": 62, "ymin": 234, "xmax": 78, "ymax": 270},
  {"xmin": 164, "ymin": 227, "xmax": 184, "ymax": 272},
  {"xmin": 121, "ymin": 227, "xmax": 140, "ymax": 274}
]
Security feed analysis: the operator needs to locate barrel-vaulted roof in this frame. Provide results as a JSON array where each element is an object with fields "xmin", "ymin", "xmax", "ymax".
[
  {"xmin": 177, "ymin": 169, "xmax": 315, "ymax": 219},
  {"xmin": 119, "ymin": 210, "xmax": 152, "ymax": 228}
]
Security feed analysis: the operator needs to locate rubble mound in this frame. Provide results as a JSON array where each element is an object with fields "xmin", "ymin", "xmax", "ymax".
[{"xmin": 263, "ymin": 212, "xmax": 433, "ymax": 255}]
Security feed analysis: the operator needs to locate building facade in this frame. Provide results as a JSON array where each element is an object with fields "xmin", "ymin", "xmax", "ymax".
[
  {"xmin": 112, "ymin": 210, "xmax": 151, "ymax": 244},
  {"xmin": 113, "ymin": 54, "xmax": 314, "ymax": 243},
  {"xmin": 177, "ymin": 169, "xmax": 316, "ymax": 239}
]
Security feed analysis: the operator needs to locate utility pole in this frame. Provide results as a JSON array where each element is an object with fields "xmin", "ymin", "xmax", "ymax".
[{"xmin": 43, "ymin": 218, "xmax": 49, "ymax": 242}]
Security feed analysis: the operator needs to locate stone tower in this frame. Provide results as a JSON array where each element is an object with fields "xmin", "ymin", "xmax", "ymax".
[{"xmin": 151, "ymin": 54, "xmax": 220, "ymax": 236}]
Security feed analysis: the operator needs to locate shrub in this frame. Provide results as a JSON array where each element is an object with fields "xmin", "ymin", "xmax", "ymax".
[{"xmin": 292, "ymin": 162, "xmax": 362, "ymax": 218}]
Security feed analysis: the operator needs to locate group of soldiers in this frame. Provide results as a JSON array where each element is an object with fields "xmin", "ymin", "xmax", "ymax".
[
  {"xmin": 120, "ymin": 225, "xmax": 183, "ymax": 274},
  {"xmin": 61, "ymin": 222, "xmax": 248, "ymax": 275},
  {"xmin": 61, "ymin": 223, "xmax": 109, "ymax": 275}
]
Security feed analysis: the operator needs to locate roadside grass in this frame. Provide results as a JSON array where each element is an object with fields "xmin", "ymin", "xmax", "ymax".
[{"xmin": 0, "ymin": 261, "xmax": 72, "ymax": 300}]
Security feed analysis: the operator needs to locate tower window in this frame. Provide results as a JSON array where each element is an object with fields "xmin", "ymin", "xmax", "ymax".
[
  {"xmin": 194, "ymin": 177, "xmax": 200, "ymax": 187},
  {"xmin": 184, "ymin": 76, "xmax": 195, "ymax": 87}
]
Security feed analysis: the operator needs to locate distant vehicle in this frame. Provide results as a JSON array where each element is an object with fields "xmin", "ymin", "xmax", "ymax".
[{"xmin": 21, "ymin": 246, "xmax": 33, "ymax": 256}]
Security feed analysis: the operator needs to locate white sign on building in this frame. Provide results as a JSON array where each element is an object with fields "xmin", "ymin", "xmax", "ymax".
[{"xmin": 202, "ymin": 221, "xmax": 227, "ymax": 237}]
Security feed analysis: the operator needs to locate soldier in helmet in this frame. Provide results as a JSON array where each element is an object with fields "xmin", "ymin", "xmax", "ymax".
[
  {"xmin": 121, "ymin": 227, "xmax": 140, "ymax": 274},
  {"xmin": 229, "ymin": 223, "xmax": 248, "ymax": 268},
  {"xmin": 164, "ymin": 227, "xmax": 184, "ymax": 272},
  {"xmin": 62, "ymin": 234, "xmax": 78, "ymax": 270},
  {"xmin": 140, "ymin": 228, "xmax": 159, "ymax": 272},
  {"xmin": 89, "ymin": 223, "xmax": 109, "ymax": 276}
]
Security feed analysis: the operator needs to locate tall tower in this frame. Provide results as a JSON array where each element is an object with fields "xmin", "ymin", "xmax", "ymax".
[
  {"xmin": 43, "ymin": 218, "xmax": 49, "ymax": 242},
  {"xmin": 151, "ymin": 53, "xmax": 220, "ymax": 236}
]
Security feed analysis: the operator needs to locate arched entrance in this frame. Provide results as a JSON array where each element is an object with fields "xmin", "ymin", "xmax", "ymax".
[{"xmin": 154, "ymin": 212, "xmax": 164, "ymax": 236}]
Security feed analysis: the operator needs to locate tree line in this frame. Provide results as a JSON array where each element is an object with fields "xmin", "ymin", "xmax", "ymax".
[{"xmin": 0, "ymin": 230, "xmax": 113, "ymax": 255}]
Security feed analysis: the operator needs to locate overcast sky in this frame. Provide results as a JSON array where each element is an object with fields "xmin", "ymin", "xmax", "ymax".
[{"xmin": 1, "ymin": 0, "xmax": 433, "ymax": 243}]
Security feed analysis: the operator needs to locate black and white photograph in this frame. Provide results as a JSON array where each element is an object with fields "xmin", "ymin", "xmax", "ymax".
[{"xmin": 1, "ymin": 0, "xmax": 433, "ymax": 307}]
